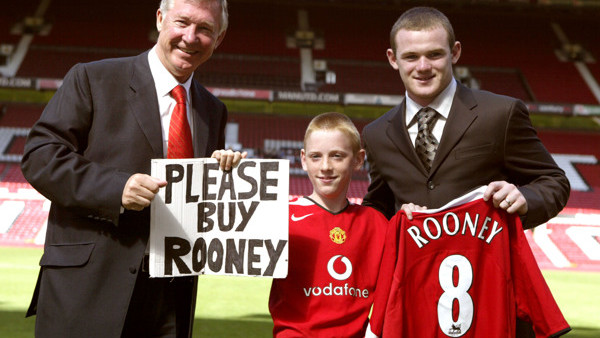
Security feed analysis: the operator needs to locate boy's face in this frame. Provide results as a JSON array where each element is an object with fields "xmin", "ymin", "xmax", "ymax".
[{"xmin": 301, "ymin": 129, "xmax": 364, "ymax": 206}]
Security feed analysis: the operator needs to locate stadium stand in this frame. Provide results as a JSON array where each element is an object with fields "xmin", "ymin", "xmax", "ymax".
[
  {"xmin": 547, "ymin": 222, "xmax": 598, "ymax": 271},
  {"xmin": 468, "ymin": 67, "xmax": 533, "ymax": 102},
  {"xmin": 27, "ymin": 0, "xmax": 154, "ymax": 50},
  {"xmin": 197, "ymin": 55, "xmax": 301, "ymax": 91},
  {"xmin": 319, "ymin": 61, "xmax": 400, "ymax": 95},
  {"xmin": 215, "ymin": 2, "xmax": 299, "ymax": 58},
  {"xmin": 6, "ymin": 1, "xmax": 599, "ymax": 103},
  {"xmin": 216, "ymin": 2, "xmax": 600, "ymax": 103},
  {"xmin": 10, "ymin": 0, "xmax": 154, "ymax": 78},
  {"xmin": 17, "ymin": 47, "xmax": 138, "ymax": 78},
  {"xmin": 2, "ymin": 164, "xmax": 26, "ymax": 183},
  {"xmin": 229, "ymin": 113, "xmax": 308, "ymax": 149},
  {"xmin": 1, "ymin": 2, "xmax": 38, "ymax": 43},
  {"xmin": 557, "ymin": 15, "xmax": 600, "ymax": 94},
  {"xmin": 538, "ymin": 130, "xmax": 600, "ymax": 211},
  {"xmin": 0, "ymin": 103, "xmax": 43, "ymax": 127}
]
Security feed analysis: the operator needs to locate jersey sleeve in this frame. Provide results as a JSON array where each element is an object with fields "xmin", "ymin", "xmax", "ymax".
[
  {"xmin": 511, "ymin": 219, "xmax": 571, "ymax": 337},
  {"xmin": 367, "ymin": 212, "xmax": 403, "ymax": 337}
]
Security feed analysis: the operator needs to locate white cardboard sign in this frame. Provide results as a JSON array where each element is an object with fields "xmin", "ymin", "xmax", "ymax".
[{"xmin": 149, "ymin": 158, "xmax": 289, "ymax": 278}]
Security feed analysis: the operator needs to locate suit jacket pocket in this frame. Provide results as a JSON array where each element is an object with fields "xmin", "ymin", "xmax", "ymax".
[
  {"xmin": 40, "ymin": 242, "xmax": 95, "ymax": 267},
  {"xmin": 454, "ymin": 143, "xmax": 496, "ymax": 159}
]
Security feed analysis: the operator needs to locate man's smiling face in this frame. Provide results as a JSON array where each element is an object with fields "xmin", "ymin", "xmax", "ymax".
[
  {"xmin": 387, "ymin": 25, "xmax": 461, "ymax": 107},
  {"xmin": 155, "ymin": 0, "xmax": 226, "ymax": 82}
]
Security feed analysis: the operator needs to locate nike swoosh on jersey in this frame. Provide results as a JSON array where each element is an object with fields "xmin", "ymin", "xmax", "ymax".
[{"xmin": 291, "ymin": 213, "xmax": 313, "ymax": 221}]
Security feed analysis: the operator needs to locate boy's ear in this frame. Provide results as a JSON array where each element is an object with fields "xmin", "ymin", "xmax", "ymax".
[
  {"xmin": 354, "ymin": 149, "xmax": 366, "ymax": 170},
  {"xmin": 300, "ymin": 149, "xmax": 308, "ymax": 171}
]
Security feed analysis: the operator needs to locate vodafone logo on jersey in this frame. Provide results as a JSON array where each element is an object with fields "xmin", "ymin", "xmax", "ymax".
[
  {"xmin": 302, "ymin": 254, "xmax": 370, "ymax": 298},
  {"xmin": 327, "ymin": 255, "xmax": 352, "ymax": 280}
]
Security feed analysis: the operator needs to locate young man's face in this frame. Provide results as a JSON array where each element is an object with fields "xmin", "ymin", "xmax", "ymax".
[
  {"xmin": 301, "ymin": 129, "xmax": 364, "ymax": 207},
  {"xmin": 387, "ymin": 26, "xmax": 461, "ymax": 107},
  {"xmin": 156, "ymin": 0, "xmax": 226, "ymax": 83}
]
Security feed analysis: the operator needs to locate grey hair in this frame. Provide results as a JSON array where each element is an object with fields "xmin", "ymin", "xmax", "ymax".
[{"xmin": 159, "ymin": 0, "xmax": 229, "ymax": 34}]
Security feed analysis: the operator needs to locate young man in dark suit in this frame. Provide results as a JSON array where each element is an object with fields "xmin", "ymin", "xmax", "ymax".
[
  {"xmin": 21, "ymin": 0, "xmax": 241, "ymax": 336},
  {"xmin": 361, "ymin": 7, "xmax": 569, "ymax": 337},
  {"xmin": 362, "ymin": 6, "xmax": 568, "ymax": 227}
]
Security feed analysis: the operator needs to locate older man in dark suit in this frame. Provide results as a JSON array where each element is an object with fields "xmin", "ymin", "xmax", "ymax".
[
  {"xmin": 362, "ymin": 7, "xmax": 569, "ymax": 337},
  {"xmin": 21, "ymin": 0, "xmax": 240, "ymax": 337}
]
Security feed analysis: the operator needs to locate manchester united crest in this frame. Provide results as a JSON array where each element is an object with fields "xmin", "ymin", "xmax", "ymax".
[{"xmin": 329, "ymin": 227, "xmax": 346, "ymax": 244}]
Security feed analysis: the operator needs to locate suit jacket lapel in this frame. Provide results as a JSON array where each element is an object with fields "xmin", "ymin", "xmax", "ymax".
[
  {"xmin": 431, "ymin": 83, "xmax": 478, "ymax": 174},
  {"xmin": 386, "ymin": 101, "xmax": 428, "ymax": 173},
  {"xmin": 190, "ymin": 81, "xmax": 209, "ymax": 157},
  {"xmin": 128, "ymin": 52, "xmax": 163, "ymax": 158}
]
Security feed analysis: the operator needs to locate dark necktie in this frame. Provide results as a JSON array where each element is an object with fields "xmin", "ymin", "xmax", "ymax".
[
  {"xmin": 415, "ymin": 107, "xmax": 439, "ymax": 172},
  {"xmin": 167, "ymin": 85, "xmax": 193, "ymax": 159}
]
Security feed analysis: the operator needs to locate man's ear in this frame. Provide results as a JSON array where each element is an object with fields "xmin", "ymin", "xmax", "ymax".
[
  {"xmin": 386, "ymin": 48, "xmax": 399, "ymax": 70},
  {"xmin": 214, "ymin": 30, "xmax": 227, "ymax": 50},
  {"xmin": 156, "ymin": 9, "xmax": 164, "ymax": 32},
  {"xmin": 451, "ymin": 41, "xmax": 462, "ymax": 64}
]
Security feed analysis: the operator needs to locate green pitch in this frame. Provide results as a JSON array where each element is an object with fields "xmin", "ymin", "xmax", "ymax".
[{"xmin": 1, "ymin": 246, "xmax": 598, "ymax": 337}]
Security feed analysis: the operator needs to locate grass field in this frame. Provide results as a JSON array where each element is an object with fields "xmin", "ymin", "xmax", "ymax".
[{"xmin": 1, "ymin": 246, "xmax": 598, "ymax": 337}]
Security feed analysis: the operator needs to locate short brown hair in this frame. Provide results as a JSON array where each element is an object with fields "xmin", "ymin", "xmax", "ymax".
[
  {"xmin": 389, "ymin": 7, "xmax": 455, "ymax": 53},
  {"xmin": 304, "ymin": 112, "xmax": 361, "ymax": 155}
]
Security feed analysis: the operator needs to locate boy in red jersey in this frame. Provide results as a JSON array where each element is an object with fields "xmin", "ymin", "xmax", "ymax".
[{"xmin": 268, "ymin": 112, "xmax": 389, "ymax": 337}]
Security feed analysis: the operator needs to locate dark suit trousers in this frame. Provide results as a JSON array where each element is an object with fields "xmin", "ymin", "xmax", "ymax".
[{"xmin": 121, "ymin": 269, "xmax": 177, "ymax": 337}]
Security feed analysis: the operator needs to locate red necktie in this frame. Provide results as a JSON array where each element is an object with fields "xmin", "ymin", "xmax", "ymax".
[{"xmin": 167, "ymin": 85, "xmax": 193, "ymax": 159}]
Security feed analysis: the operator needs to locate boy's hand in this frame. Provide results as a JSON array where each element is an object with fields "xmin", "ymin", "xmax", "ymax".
[{"xmin": 211, "ymin": 149, "xmax": 248, "ymax": 171}]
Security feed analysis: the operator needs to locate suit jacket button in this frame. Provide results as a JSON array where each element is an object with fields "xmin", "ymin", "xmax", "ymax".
[
  {"xmin": 129, "ymin": 266, "xmax": 137, "ymax": 274},
  {"xmin": 427, "ymin": 181, "xmax": 435, "ymax": 190}
]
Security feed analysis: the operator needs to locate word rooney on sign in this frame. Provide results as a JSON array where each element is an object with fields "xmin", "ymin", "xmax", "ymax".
[{"xmin": 150, "ymin": 158, "xmax": 290, "ymax": 278}]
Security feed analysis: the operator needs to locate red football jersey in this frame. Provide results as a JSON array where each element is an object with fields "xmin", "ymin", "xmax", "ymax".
[
  {"xmin": 269, "ymin": 197, "xmax": 388, "ymax": 337},
  {"xmin": 368, "ymin": 187, "xmax": 570, "ymax": 338}
]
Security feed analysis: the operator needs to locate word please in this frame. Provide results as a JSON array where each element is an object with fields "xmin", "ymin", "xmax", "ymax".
[{"xmin": 164, "ymin": 161, "xmax": 280, "ymax": 203}]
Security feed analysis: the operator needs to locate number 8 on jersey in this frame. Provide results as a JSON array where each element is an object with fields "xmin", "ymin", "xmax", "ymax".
[{"xmin": 438, "ymin": 254, "xmax": 474, "ymax": 337}]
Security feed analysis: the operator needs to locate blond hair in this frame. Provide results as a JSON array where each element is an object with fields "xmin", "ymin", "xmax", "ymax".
[{"xmin": 304, "ymin": 112, "xmax": 361, "ymax": 155}]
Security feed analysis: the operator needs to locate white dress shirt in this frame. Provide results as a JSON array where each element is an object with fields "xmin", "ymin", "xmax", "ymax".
[
  {"xmin": 148, "ymin": 46, "xmax": 194, "ymax": 157},
  {"xmin": 405, "ymin": 78, "xmax": 457, "ymax": 146}
]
